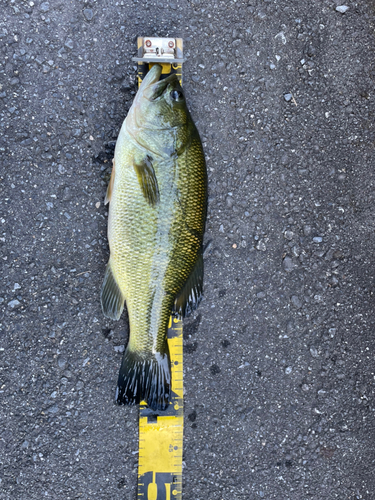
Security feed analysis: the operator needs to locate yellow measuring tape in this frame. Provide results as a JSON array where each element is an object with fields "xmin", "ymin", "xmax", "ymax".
[
  {"xmin": 138, "ymin": 318, "xmax": 183, "ymax": 500},
  {"xmin": 135, "ymin": 40, "xmax": 185, "ymax": 500}
]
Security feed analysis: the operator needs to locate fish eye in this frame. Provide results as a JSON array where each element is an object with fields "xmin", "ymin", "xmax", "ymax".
[{"xmin": 170, "ymin": 90, "xmax": 184, "ymax": 101}]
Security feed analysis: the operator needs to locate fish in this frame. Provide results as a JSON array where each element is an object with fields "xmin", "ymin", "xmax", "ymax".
[{"xmin": 101, "ymin": 64, "xmax": 207, "ymax": 411}]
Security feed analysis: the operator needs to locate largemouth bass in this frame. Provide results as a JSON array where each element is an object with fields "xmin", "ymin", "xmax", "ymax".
[{"xmin": 101, "ymin": 64, "xmax": 207, "ymax": 411}]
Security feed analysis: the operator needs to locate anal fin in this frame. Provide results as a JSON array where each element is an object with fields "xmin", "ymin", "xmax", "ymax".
[
  {"xmin": 173, "ymin": 250, "xmax": 204, "ymax": 318},
  {"xmin": 100, "ymin": 262, "xmax": 124, "ymax": 320},
  {"xmin": 134, "ymin": 155, "xmax": 160, "ymax": 206}
]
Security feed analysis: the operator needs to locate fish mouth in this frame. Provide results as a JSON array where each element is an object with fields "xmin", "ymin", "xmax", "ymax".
[{"xmin": 141, "ymin": 64, "xmax": 179, "ymax": 100}]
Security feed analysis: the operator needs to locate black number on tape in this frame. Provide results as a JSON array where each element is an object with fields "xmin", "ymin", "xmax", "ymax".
[{"xmin": 138, "ymin": 472, "xmax": 179, "ymax": 499}]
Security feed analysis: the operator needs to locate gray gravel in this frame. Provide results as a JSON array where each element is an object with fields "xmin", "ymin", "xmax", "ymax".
[{"xmin": 1, "ymin": 0, "xmax": 375, "ymax": 499}]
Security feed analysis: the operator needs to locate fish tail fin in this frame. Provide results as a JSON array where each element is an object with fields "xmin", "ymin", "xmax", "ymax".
[{"xmin": 116, "ymin": 340, "xmax": 171, "ymax": 411}]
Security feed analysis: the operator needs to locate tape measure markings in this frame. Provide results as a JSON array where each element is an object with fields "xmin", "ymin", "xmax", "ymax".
[{"xmin": 135, "ymin": 41, "xmax": 185, "ymax": 500}]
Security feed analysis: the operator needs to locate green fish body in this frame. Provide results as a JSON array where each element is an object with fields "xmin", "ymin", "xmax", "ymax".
[{"xmin": 101, "ymin": 64, "xmax": 207, "ymax": 410}]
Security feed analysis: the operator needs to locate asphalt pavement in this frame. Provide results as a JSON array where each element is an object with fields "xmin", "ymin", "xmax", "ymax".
[{"xmin": 1, "ymin": 1, "xmax": 375, "ymax": 499}]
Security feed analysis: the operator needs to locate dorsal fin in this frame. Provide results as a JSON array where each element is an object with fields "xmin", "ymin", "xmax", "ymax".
[{"xmin": 173, "ymin": 251, "xmax": 204, "ymax": 319}]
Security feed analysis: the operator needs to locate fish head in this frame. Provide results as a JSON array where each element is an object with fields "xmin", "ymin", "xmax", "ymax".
[{"xmin": 131, "ymin": 64, "xmax": 189, "ymax": 130}]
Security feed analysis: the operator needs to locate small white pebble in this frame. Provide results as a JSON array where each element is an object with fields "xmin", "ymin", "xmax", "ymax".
[
  {"xmin": 336, "ymin": 5, "xmax": 349, "ymax": 13},
  {"xmin": 256, "ymin": 240, "xmax": 267, "ymax": 252},
  {"xmin": 310, "ymin": 347, "xmax": 319, "ymax": 358}
]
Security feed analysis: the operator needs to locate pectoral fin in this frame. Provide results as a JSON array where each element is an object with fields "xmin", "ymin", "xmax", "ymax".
[
  {"xmin": 105, "ymin": 160, "xmax": 116, "ymax": 205},
  {"xmin": 173, "ymin": 251, "xmax": 204, "ymax": 318},
  {"xmin": 134, "ymin": 156, "xmax": 160, "ymax": 206}
]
